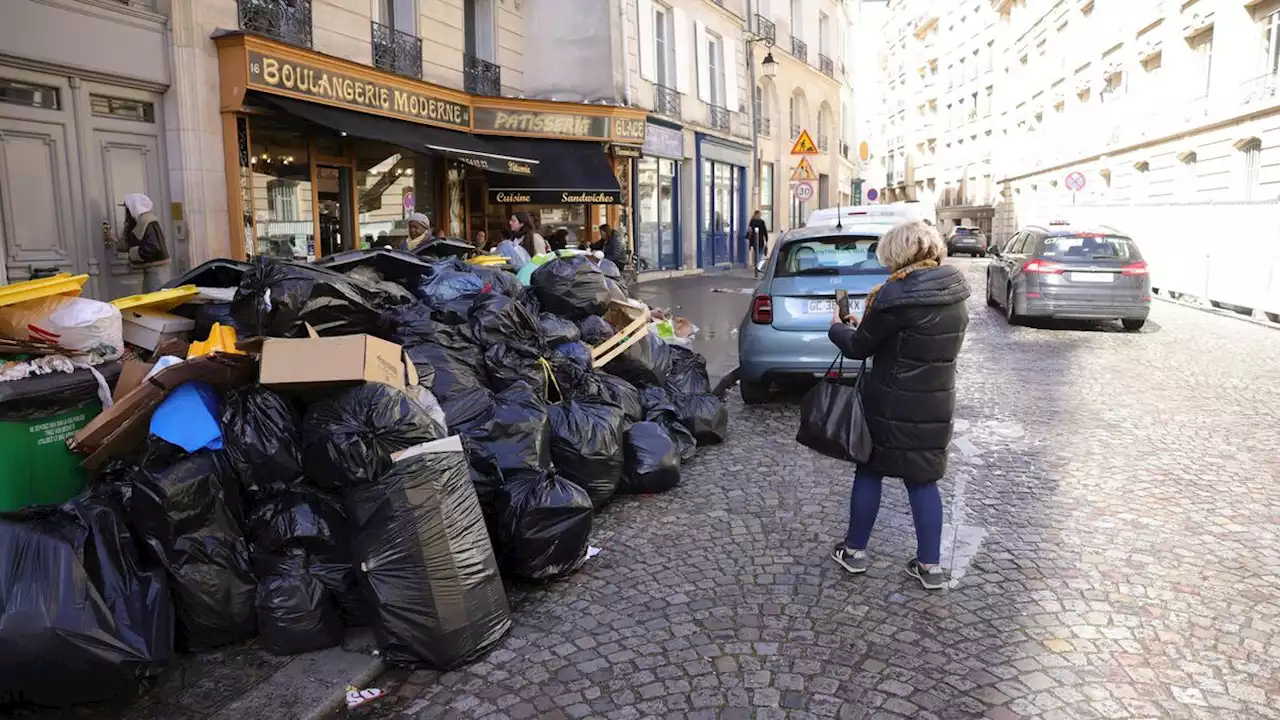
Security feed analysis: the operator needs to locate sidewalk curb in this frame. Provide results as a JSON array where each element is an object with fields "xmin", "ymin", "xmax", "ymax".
[
  {"xmin": 1154, "ymin": 293, "xmax": 1280, "ymax": 331},
  {"xmin": 298, "ymin": 658, "xmax": 387, "ymax": 720}
]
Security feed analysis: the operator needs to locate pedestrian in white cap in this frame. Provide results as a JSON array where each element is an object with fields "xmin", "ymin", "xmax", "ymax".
[
  {"xmin": 404, "ymin": 212, "xmax": 431, "ymax": 250},
  {"xmin": 103, "ymin": 193, "xmax": 171, "ymax": 291}
]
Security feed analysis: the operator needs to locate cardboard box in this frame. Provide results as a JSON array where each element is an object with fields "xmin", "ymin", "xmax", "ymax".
[
  {"xmin": 259, "ymin": 329, "xmax": 413, "ymax": 389},
  {"xmin": 121, "ymin": 309, "xmax": 195, "ymax": 352}
]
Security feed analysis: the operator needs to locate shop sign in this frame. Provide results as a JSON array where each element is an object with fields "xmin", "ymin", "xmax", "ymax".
[
  {"xmin": 490, "ymin": 189, "xmax": 623, "ymax": 204},
  {"xmin": 642, "ymin": 124, "xmax": 684, "ymax": 159},
  {"xmin": 456, "ymin": 156, "xmax": 535, "ymax": 175},
  {"xmin": 612, "ymin": 118, "xmax": 647, "ymax": 143},
  {"xmin": 472, "ymin": 107, "xmax": 612, "ymax": 139},
  {"xmin": 610, "ymin": 144, "xmax": 643, "ymax": 158},
  {"xmin": 247, "ymin": 51, "xmax": 470, "ymax": 130}
]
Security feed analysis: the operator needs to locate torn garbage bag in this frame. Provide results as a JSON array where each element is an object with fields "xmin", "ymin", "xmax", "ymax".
[
  {"xmin": 530, "ymin": 255, "xmax": 612, "ymax": 320},
  {"xmin": 469, "ymin": 292, "xmax": 543, "ymax": 350},
  {"xmin": 547, "ymin": 399, "xmax": 626, "ymax": 510},
  {"xmin": 219, "ymin": 385, "xmax": 304, "ymax": 492},
  {"xmin": 620, "ymin": 422, "xmax": 682, "ymax": 494},
  {"xmin": 675, "ymin": 393, "xmax": 729, "ymax": 445},
  {"xmin": 460, "ymin": 382, "xmax": 552, "ymax": 475},
  {"xmin": 304, "ymin": 383, "xmax": 445, "ymax": 490},
  {"xmin": 0, "ymin": 488, "xmax": 173, "ymax": 707},
  {"xmin": 129, "ymin": 442, "xmax": 256, "ymax": 652},
  {"xmin": 231, "ymin": 256, "xmax": 391, "ymax": 338},
  {"xmin": 605, "ymin": 331, "xmax": 672, "ymax": 387},
  {"xmin": 539, "ymin": 313, "xmax": 580, "ymax": 346},
  {"xmin": 255, "ymin": 550, "xmax": 344, "ymax": 656},
  {"xmin": 495, "ymin": 469, "xmax": 593, "ymax": 582},
  {"xmin": 346, "ymin": 436, "xmax": 512, "ymax": 668}
]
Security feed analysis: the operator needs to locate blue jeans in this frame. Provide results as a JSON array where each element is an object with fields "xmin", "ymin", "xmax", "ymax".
[{"xmin": 844, "ymin": 465, "xmax": 943, "ymax": 565}]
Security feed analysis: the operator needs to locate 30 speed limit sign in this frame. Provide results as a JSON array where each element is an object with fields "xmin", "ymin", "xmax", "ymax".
[{"xmin": 793, "ymin": 181, "xmax": 814, "ymax": 202}]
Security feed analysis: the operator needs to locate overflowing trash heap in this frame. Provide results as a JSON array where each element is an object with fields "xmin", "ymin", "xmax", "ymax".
[{"xmin": 0, "ymin": 248, "xmax": 728, "ymax": 708}]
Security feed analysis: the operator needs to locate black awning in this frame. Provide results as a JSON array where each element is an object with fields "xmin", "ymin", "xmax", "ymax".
[
  {"xmin": 257, "ymin": 93, "xmax": 539, "ymax": 176},
  {"xmin": 486, "ymin": 139, "xmax": 623, "ymax": 204}
]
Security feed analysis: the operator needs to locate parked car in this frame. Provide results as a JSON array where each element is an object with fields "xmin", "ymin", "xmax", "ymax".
[
  {"xmin": 737, "ymin": 225, "xmax": 892, "ymax": 404},
  {"xmin": 807, "ymin": 200, "xmax": 937, "ymax": 229},
  {"xmin": 986, "ymin": 223, "xmax": 1151, "ymax": 331},
  {"xmin": 947, "ymin": 226, "xmax": 988, "ymax": 256}
]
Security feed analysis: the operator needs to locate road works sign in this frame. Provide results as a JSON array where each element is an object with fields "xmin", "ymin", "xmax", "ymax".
[
  {"xmin": 790, "ymin": 157, "xmax": 818, "ymax": 181},
  {"xmin": 790, "ymin": 129, "xmax": 819, "ymax": 155}
]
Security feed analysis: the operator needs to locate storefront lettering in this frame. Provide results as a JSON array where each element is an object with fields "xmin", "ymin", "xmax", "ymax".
[
  {"xmin": 490, "ymin": 189, "xmax": 622, "ymax": 204},
  {"xmin": 494, "ymin": 192, "xmax": 533, "ymax": 203},
  {"xmin": 507, "ymin": 161, "xmax": 533, "ymax": 174},
  {"xmin": 561, "ymin": 192, "xmax": 619, "ymax": 203},
  {"xmin": 249, "ymin": 52, "xmax": 468, "ymax": 129},
  {"xmin": 613, "ymin": 118, "xmax": 647, "ymax": 142},
  {"xmin": 472, "ymin": 108, "xmax": 611, "ymax": 139}
]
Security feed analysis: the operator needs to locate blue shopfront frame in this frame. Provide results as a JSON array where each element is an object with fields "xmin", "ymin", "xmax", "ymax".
[
  {"xmin": 632, "ymin": 120, "xmax": 685, "ymax": 271},
  {"xmin": 694, "ymin": 133, "xmax": 751, "ymax": 269}
]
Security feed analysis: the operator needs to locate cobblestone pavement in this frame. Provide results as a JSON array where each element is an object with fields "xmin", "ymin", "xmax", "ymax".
[{"xmin": 356, "ymin": 258, "xmax": 1280, "ymax": 720}]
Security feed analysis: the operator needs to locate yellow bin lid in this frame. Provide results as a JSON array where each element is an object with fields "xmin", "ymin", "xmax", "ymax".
[
  {"xmin": 0, "ymin": 273, "xmax": 89, "ymax": 308},
  {"xmin": 110, "ymin": 285, "xmax": 200, "ymax": 313}
]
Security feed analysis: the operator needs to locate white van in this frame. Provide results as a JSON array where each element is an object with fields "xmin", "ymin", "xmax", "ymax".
[{"xmin": 805, "ymin": 201, "xmax": 937, "ymax": 229}]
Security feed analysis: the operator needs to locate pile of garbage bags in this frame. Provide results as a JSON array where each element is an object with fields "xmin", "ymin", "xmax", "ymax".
[{"xmin": 0, "ymin": 249, "xmax": 728, "ymax": 708}]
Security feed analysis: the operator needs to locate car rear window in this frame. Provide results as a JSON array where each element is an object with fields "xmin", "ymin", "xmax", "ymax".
[
  {"xmin": 954, "ymin": 228, "xmax": 982, "ymax": 236},
  {"xmin": 1040, "ymin": 234, "xmax": 1140, "ymax": 261},
  {"xmin": 776, "ymin": 236, "xmax": 886, "ymax": 276}
]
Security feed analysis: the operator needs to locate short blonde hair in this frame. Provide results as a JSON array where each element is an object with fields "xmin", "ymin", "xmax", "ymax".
[{"xmin": 876, "ymin": 220, "xmax": 946, "ymax": 271}]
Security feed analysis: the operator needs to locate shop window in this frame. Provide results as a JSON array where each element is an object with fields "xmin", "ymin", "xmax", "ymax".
[
  {"xmin": 90, "ymin": 94, "xmax": 155, "ymax": 123},
  {"xmin": 355, "ymin": 143, "xmax": 416, "ymax": 247},
  {"xmin": 267, "ymin": 180, "xmax": 299, "ymax": 222},
  {"xmin": 636, "ymin": 157, "xmax": 679, "ymax": 270},
  {"xmin": 248, "ymin": 121, "xmax": 313, "ymax": 260},
  {"xmin": 0, "ymin": 78, "xmax": 59, "ymax": 110}
]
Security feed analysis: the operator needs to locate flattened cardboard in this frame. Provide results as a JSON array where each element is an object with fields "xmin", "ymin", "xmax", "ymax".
[{"xmin": 258, "ymin": 333, "xmax": 406, "ymax": 389}]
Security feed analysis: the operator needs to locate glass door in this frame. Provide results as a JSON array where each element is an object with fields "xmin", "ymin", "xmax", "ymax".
[{"xmin": 317, "ymin": 165, "xmax": 354, "ymax": 256}]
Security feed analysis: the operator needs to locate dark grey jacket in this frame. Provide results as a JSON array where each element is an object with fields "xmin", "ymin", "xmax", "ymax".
[{"xmin": 828, "ymin": 265, "xmax": 970, "ymax": 483}]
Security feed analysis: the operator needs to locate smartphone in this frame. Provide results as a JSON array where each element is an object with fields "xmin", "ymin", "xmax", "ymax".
[{"xmin": 835, "ymin": 289, "xmax": 850, "ymax": 318}]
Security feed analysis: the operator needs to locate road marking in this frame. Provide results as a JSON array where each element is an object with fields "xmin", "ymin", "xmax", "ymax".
[{"xmin": 711, "ymin": 288, "xmax": 755, "ymax": 294}]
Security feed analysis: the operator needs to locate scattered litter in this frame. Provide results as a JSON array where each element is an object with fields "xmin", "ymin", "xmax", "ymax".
[
  {"xmin": 345, "ymin": 685, "xmax": 386, "ymax": 709},
  {"xmin": 710, "ymin": 287, "xmax": 754, "ymax": 294},
  {"xmin": 586, "ymin": 546, "xmax": 602, "ymax": 559}
]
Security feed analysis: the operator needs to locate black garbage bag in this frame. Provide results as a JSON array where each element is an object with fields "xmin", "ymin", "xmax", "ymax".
[
  {"xmin": 346, "ymin": 265, "xmax": 417, "ymax": 305},
  {"xmin": 463, "ymin": 436, "xmax": 504, "ymax": 521},
  {"xmin": 578, "ymin": 315, "xmax": 616, "ymax": 346},
  {"xmin": 129, "ymin": 444, "xmax": 256, "ymax": 652},
  {"xmin": 255, "ymin": 550, "xmax": 344, "ymax": 656},
  {"xmin": 246, "ymin": 488, "xmax": 347, "ymax": 560},
  {"xmin": 484, "ymin": 342, "xmax": 554, "ymax": 399},
  {"xmin": 469, "ymin": 292, "xmax": 543, "ymax": 350},
  {"xmin": 675, "ymin": 393, "xmax": 729, "ymax": 445},
  {"xmin": 469, "ymin": 264, "xmax": 521, "ymax": 297},
  {"xmin": 620, "ymin": 422, "xmax": 682, "ymax": 494},
  {"xmin": 403, "ymin": 324, "xmax": 487, "ymax": 399},
  {"xmin": 605, "ymin": 331, "xmax": 672, "ymax": 387},
  {"xmin": 462, "ymin": 382, "xmax": 551, "ymax": 475},
  {"xmin": 547, "ymin": 399, "xmax": 626, "ymax": 510},
  {"xmin": 441, "ymin": 386, "xmax": 495, "ymax": 433},
  {"xmin": 231, "ymin": 256, "xmax": 391, "ymax": 338},
  {"xmin": 639, "ymin": 384, "xmax": 674, "ymax": 415},
  {"xmin": 416, "ymin": 267, "xmax": 486, "ymax": 307},
  {"xmin": 551, "ymin": 341, "xmax": 593, "ymax": 370},
  {"xmin": 530, "ymin": 255, "xmax": 612, "ymax": 320},
  {"xmin": 666, "ymin": 346, "xmax": 712, "ymax": 397},
  {"xmin": 164, "ymin": 258, "xmax": 252, "ymax": 289},
  {"xmin": 345, "ymin": 436, "xmax": 512, "ymax": 668},
  {"xmin": 0, "ymin": 489, "xmax": 173, "ymax": 707},
  {"xmin": 495, "ymin": 470, "xmax": 593, "ymax": 582},
  {"xmin": 381, "ymin": 301, "xmax": 439, "ymax": 346},
  {"xmin": 539, "ymin": 312, "xmax": 580, "ymax": 346},
  {"xmin": 516, "ymin": 285, "xmax": 541, "ymax": 314},
  {"xmin": 192, "ymin": 301, "xmax": 237, "ymax": 341},
  {"xmin": 596, "ymin": 373, "xmax": 643, "ymax": 422},
  {"xmin": 304, "ymin": 383, "xmax": 444, "ymax": 490},
  {"xmin": 219, "ymin": 385, "xmax": 304, "ymax": 493},
  {"xmin": 646, "ymin": 404, "xmax": 698, "ymax": 462},
  {"xmin": 313, "ymin": 247, "xmax": 433, "ymax": 288}
]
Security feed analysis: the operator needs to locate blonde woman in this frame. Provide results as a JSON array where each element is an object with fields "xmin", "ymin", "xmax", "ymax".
[{"xmin": 827, "ymin": 220, "xmax": 970, "ymax": 590}]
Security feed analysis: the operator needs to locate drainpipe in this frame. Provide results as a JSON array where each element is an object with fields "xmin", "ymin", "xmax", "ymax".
[
  {"xmin": 746, "ymin": 0, "xmax": 759, "ymax": 219},
  {"xmin": 619, "ymin": 0, "xmax": 633, "ymax": 106}
]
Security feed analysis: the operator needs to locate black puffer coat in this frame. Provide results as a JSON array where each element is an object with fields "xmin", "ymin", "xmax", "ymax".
[{"xmin": 828, "ymin": 265, "xmax": 970, "ymax": 484}]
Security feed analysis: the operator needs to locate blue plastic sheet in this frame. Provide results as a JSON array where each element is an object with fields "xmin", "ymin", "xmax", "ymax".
[{"xmin": 150, "ymin": 381, "xmax": 223, "ymax": 452}]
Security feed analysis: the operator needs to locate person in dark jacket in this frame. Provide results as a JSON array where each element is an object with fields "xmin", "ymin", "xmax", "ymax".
[
  {"xmin": 826, "ymin": 220, "xmax": 970, "ymax": 590},
  {"xmin": 102, "ymin": 193, "xmax": 171, "ymax": 291},
  {"xmin": 748, "ymin": 210, "xmax": 769, "ymax": 276},
  {"xmin": 597, "ymin": 223, "xmax": 630, "ymax": 269}
]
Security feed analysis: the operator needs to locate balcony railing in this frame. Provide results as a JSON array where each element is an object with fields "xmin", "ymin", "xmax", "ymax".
[
  {"xmin": 238, "ymin": 0, "xmax": 312, "ymax": 48},
  {"xmin": 371, "ymin": 21, "xmax": 422, "ymax": 80},
  {"xmin": 755, "ymin": 15, "xmax": 776, "ymax": 43},
  {"xmin": 655, "ymin": 84, "xmax": 681, "ymax": 119},
  {"xmin": 790, "ymin": 36, "xmax": 808, "ymax": 63},
  {"xmin": 756, "ymin": 117, "xmax": 771, "ymax": 137},
  {"xmin": 709, "ymin": 105, "xmax": 730, "ymax": 133},
  {"xmin": 817, "ymin": 133, "xmax": 829, "ymax": 152},
  {"xmin": 464, "ymin": 55, "xmax": 501, "ymax": 97},
  {"xmin": 819, "ymin": 54, "xmax": 834, "ymax": 78},
  {"xmin": 1240, "ymin": 73, "xmax": 1279, "ymax": 107}
]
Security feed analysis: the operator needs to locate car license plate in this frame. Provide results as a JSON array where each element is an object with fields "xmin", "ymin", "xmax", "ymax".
[
  {"xmin": 805, "ymin": 299, "xmax": 865, "ymax": 314},
  {"xmin": 1070, "ymin": 272, "xmax": 1113, "ymax": 283}
]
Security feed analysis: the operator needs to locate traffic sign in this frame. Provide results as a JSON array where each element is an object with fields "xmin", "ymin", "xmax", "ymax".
[
  {"xmin": 858, "ymin": 141, "xmax": 870, "ymax": 162},
  {"xmin": 866, "ymin": 188, "xmax": 879, "ymax": 202},
  {"xmin": 793, "ymin": 182, "xmax": 814, "ymax": 201},
  {"xmin": 790, "ymin": 157, "xmax": 818, "ymax": 181},
  {"xmin": 790, "ymin": 129, "xmax": 819, "ymax": 155},
  {"xmin": 1065, "ymin": 171, "xmax": 1086, "ymax": 191}
]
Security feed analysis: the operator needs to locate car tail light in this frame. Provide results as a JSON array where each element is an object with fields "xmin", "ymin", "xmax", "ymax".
[
  {"xmin": 751, "ymin": 294, "xmax": 773, "ymax": 324},
  {"xmin": 1023, "ymin": 259, "xmax": 1065, "ymax": 274},
  {"xmin": 1122, "ymin": 261, "xmax": 1149, "ymax": 276}
]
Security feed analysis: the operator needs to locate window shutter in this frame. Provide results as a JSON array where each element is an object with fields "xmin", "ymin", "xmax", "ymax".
[
  {"xmin": 673, "ymin": 7, "xmax": 692, "ymax": 94},
  {"xmin": 638, "ymin": 0, "xmax": 655, "ymax": 82},
  {"xmin": 695, "ymin": 20, "xmax": 711, "ymax": 104},
  {"xmin": 722, "ymin": 40, "xmax": 738, "ymax": 112}
]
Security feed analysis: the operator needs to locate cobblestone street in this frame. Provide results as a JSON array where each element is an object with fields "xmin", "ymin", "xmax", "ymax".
[{"xmin": 364, "ymin": 259, "xmax": 1280, "ymax": 720}]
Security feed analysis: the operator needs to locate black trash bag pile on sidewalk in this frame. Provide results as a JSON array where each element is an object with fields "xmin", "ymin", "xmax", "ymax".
[{"xmin": 231, "ymin": 256, "xmax": 403, "ymax": 338}]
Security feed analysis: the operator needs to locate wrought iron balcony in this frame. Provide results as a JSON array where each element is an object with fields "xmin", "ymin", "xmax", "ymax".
[
  {"xmin": 709, "ymin": 105, "xmax": 730, "ymax": 133},
  {"xmin": 790, "ymin": 36, "xmax": 807, "ymax": 63},
  {"xmin": 238, "ymin": 0, "xmax": 312, "ymax": 48},
  {"xmin": 755, "ymin": 117, "xmax": 771, "ymax": 137},
  {"xmin": 464, "ymin": 54, "xmax": 501, "ymax": 97},
  {"xmin": 819, "ymin": 54, "xmax": 834, "ymax": 78},
  {"xmin": 755, "ymin": 15, "xmax": 776, "ymax": 43},
  {"xmin": 654, "ymin": 84, "xmax": 681, "ymax": 119},
  {"xmin": 371, "ymin": 21, "xmax": 422, "ymax": 80}
]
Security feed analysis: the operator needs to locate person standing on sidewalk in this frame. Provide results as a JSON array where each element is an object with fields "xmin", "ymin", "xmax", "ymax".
[
  {"xmin": 102, "ymin": 193, "xmax": 171, "ymax": 292},
  {"xmin": 826, "ymin": 220, "xmax": 970, "ymax": 590},
  {"xmin": 748, "ymin": 210, "xmax": 770, "ymax": 276}
]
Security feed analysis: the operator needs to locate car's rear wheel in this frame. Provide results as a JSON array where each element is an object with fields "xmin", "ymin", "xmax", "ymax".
[
  {"xmin": 986, "ymin": 278, "xmax": 1000, "ymax": 307},
  {"xmin": 1005, "ymin": 289, "xmax": 1021, "ymax": 325},
  {"xmin": 740, "ymin": 379, "xmax": 771, "ymax": 405},
  {"xmin": 1122, "ymin": 318, "xmax": 1146, "ymax": 332}
]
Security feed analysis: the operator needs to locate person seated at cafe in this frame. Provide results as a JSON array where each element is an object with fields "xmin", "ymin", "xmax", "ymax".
[
  {"xmin": 548, "ymin": 228, "xmax": 570, "ymax": 252},
  {"xmin": 473, "ymin": 229, "xmax": 488, "ymax": 252}
]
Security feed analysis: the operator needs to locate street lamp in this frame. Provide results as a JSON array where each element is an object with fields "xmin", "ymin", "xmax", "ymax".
[{"xmin": 761, "ymin": 51, "xmax": 778, "ymax": 79}]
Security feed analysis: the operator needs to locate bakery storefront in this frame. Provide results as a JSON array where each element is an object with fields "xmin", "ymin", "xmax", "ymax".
[{"xmin": 213, "ymin": 32, "xmax": 644, "ymax": 260}]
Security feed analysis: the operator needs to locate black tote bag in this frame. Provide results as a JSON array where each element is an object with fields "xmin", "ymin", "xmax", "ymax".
[{"xmin": 795, "ymin": 355, "xmax": 872, "ymax": 463}]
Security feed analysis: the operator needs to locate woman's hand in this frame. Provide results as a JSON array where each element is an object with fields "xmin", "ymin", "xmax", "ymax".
[{"xmin": 843, "ymin": 314, "xmax": 859, "ymax": 326}]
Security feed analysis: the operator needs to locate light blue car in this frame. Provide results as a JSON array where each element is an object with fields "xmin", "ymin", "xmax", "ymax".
[{"xmin": 737, "ymin": 223, "xmax": 895, "ymax": 404}]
